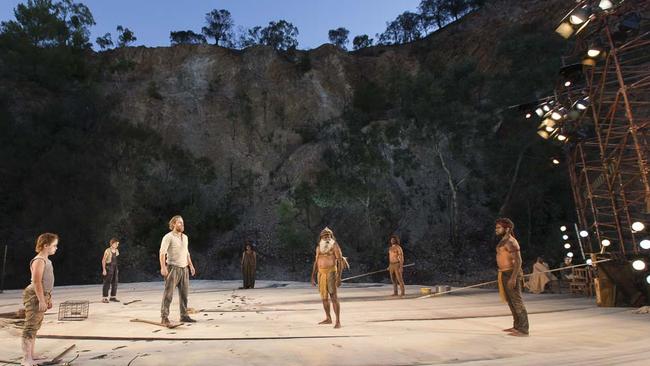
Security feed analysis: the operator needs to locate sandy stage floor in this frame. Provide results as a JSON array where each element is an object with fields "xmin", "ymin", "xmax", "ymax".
[{"xmin": 1, "ymin": 280, "xmax": 649, "ymax": 365}]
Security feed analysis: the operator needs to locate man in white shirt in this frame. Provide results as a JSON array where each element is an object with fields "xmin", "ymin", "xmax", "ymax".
[{"xmin": 159, "ymin": 215, "xmax": 196, "ymax": 325}]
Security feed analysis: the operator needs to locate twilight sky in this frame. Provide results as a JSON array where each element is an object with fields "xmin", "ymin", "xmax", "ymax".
[{"xmin": 0, "ymin": 0, "xmax": 422, "ymax": 49}]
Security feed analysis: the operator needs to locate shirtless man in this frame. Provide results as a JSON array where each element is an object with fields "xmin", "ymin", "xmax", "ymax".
[
  {"xmin": 495, "ymin": 218, "xmax": 529, "ymax": 337},
  {"xmin": 310, "ymin": 227, "xmax": 348, "ymax": 329},
  {"xmin": 387, "ymin": 235, "xmax": 405, "ymax": 296}
]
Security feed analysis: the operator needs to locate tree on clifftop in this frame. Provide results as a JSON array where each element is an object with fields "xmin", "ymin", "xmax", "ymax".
[
  {"xmin": 201, "ymin": 9, "xmax": 234, "ymax": 47},
  {"xmin": 378, "ymin": 11, "xmax": 423, "ymax": 45},
  {"xmin": 0, "ymin": 0, "xmax": 95, "ymax": 49},
  {"xmin": 352, "ymin": 34, "xmax": 373, "ymax": 50},
  {"xmin": 260, "ymin": 20, "xmax": 299, "ymax": 51},
  {"xmin": 170, "ymin": 30, "xmax": 207, "ymax": 45},
  {"xmin": 418, "ymin": 0, "xmax": 449, "ymax": 32},
  {"xmin": 328, "ymin": 27, "xmax": 349, "ymax": 50},
  {"xmin": 95, "ymin": 32, "xmax": 113, "ymax": 49},
  {"xmin": 116, "ymin": 25, "xmax": 136, "ymax": 47}
]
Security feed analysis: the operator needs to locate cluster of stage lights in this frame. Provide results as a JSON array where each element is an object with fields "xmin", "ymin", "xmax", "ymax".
[
  {"xmin": 555, "ymin": 1, "xmax": 626, "ymax": 40},
  {"xmin": 628, "ymin": 222, "xmax": 650, "ymax": 284},
  {"xmin": 555, "ymin": 0, "xmax": 642, "ymax": 67},
  {"xmin": 560, "ymin": 221, "xmax": 648, "ymax": 279},
  {"xmin": 602, "ymin": 221, "xmax": 648, "ymax": 283},
  {"xmin": 522, "ymin": 0, "xmax": 642, "ymax": 143},
  {"xmin": 524, "ymin": 97, "xmax": 591, "ymax": 143},
  {"xmin": 524, "ymin": 93, "xmax": 593, "ymax": 143},
  {"xmin": 559, "ymin": 225, "xmax": 575, "ymax": 259}
]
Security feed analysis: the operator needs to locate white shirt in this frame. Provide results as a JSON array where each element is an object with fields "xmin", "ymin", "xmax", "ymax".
[{"xmin": 160, "ymin": 232, "xmax": 189, "ymax": 267}]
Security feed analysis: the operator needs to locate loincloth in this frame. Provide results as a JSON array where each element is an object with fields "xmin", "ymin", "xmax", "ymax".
[
  {"xmin": 318, "ymin": 266, "xmax": 338, "ymax": 300},
  {"xmin": 389, "ymin": 262, "xmax": 402, "ymax": 275}
]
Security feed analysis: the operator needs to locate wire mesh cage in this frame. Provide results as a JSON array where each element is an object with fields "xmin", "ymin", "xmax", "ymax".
[{"xmin": 58, "ymin": 300, "xmax": 89, "ymax": 321}]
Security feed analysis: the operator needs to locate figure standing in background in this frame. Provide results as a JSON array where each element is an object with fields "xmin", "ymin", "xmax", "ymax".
[
  {"xmin": 101, "ymin": 238, "xmax": 120, "ymax": 303},
  {"xmin": 241, "ymin": 241, "xmax": 257, "ymax": 289},
  {"xmin": 387, "ymin": 235, "xmax": 405, "ymax": 296}
]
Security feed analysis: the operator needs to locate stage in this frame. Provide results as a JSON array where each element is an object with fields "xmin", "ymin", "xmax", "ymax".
[{"xmin": 1, "ymin": 280, "xmax": 648, "ymax": 365}]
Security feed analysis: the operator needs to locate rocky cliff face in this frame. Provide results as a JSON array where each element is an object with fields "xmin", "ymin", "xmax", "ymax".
[{"xmin": 91, "ymin": 0, "xmax": 572, "ymax": 281}]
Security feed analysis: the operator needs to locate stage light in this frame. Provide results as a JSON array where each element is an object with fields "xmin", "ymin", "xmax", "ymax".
[
  {"xmin": 580, "ymin": 230, "xmax": 589, "ymax": 237},
  {"xmin": 632, "ymin": 260, "xmax": 646, "ymax": 271},
  {"xmin": 535, "ymin": 108, "xmax": 544, "ymax": 117},
  {"xmin": 567, "ymin": 252, "xmax": 574, "ymax": 258},
  {"xmin": 556, "ymin": 22, "xmax": 574, "ymax": 39},
  {"xmin": 582, "ymin": 57, "xmax": 596, "ymax": 67},
  {"xmin": 570, "ymin": 8, "xmax": 590, "ymax": 25},
  {"xmin": 559, "ymin": 63, "xmax": 582, "ymax": 89},
  {"xmin": 646, "ymin": 275, "xmax": 650, "ymax": 285},
  {"xmin": 602, "ymin": 239, "xmax": 611, "ymax": 247},
  {"xmin": 560, "ymin": 226, "xmax": 567, "ymax": 232},
  {"xmin": 543, "ymin": 104, "xmax": 551, "ymax": 113},
  {"xmin": 587, "ymin": 46, "xmax": 602, "ymax": 58},
  {"xmin": 564, "ymin": 243, "xmax": 571, "ymax": 249},
  {"xmin": 598, "ymin": 0, "xmax": 613, "ymax": 10},
  {"xmin": 587, "ymin": 49, "xmax": 601, "ymax": 58},
  {"xmin": 551, "ymin": 107, "xmax": 567, "ymax": 121},
  {"xmin": 563, "ymin": 235, "xmax": 569, "ymax": 240},
  {"xmin": 546, "ymin": 126, "xmax": 555, "ymax": 132},
  {"xmin": 541, "ymin": 118, "xmax": 556, "ymax": 129},
  {"xmin": 641, "ymin": 239, "xmax": 650, "ymax": 250},
  {"xmin": 552, "ymin": 158, "xmax": 560, "ymax": 165},
  {"xmin": 557, "ymin": 134, "xmax": 567, "ymax": 142},
  {"xmin": 575, "ymin": 97, "xmax": 590, "ymax": 110},
  {"xmin": 586, "ymin": 259, "xmax": 593, "ymax": 265},
  {"xmin": 525, "ymin": 113, "xmax": 532, "ymax": 119},
  {"xmin": 631, "ymin": 222, "xmax": 645, "ymax": 232},
  {"xmin": 537, "ymin": 130, "xmax": 550, "ymax": 139}
]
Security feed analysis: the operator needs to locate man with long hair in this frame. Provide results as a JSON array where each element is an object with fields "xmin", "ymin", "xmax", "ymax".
[
  {"xmin": 241, "ymin": 241, "xmax": 257, "ymax": 289},
  {"xmin": 310, "ymin": 227, "xmax": 348, "ymax": 329},
  {"xmin": 387, "ymin": 235, "xmax": 405, "ymax": 296},
  {"xmin": 159, "ymin": 215, "xmax": 196, "ymax": 326},
  {"xmin": 495, "ymin": 218, "xmax": 529, "ymax": 336}
]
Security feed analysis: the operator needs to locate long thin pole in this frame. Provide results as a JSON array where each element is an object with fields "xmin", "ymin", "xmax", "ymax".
[
  {"xmin": 574, "ymin": 223, "xmax": 586, "ymax": 260},
  {"xmin": 0, "ymin": 244, "xmax": 7, "ymax": 294},
  {"xmin": 417, "ymin": 259, "xmax": 611, "ymax": 299},
  {"xmin": 341, "ymin": 263, "xmax": 415, "ymax": 282}
]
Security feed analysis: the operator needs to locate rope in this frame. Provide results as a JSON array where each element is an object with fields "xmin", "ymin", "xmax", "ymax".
[
  {"xmin": 341, "ymin": 263, "xmax": 415, "ymax": 282},
  {"xmin": 418, "ymin": 259, "xmax": 612, "ymax": 299}
]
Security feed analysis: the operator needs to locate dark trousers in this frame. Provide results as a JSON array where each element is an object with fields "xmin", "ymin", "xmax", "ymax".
[
  {"xmin": 102, "ymin": 265, "xmax": 118, "ymax": 298},
  {"xmin": 501, "ymin": 270, "xmax": 529, "ymax": 334},
  {"xmin": 161, "ymin": 265, "xmax": 189, "ymax": 319}
]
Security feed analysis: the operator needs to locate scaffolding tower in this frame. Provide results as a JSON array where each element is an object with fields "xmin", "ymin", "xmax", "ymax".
[{"xmin": 563, "ymin": 1, "xmax": 650, "ymax": 258}]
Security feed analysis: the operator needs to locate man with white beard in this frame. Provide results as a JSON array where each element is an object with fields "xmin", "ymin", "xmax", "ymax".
[{"xmin": 310, "ymin": 227, "xmax": 348, "ymax": 328}]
